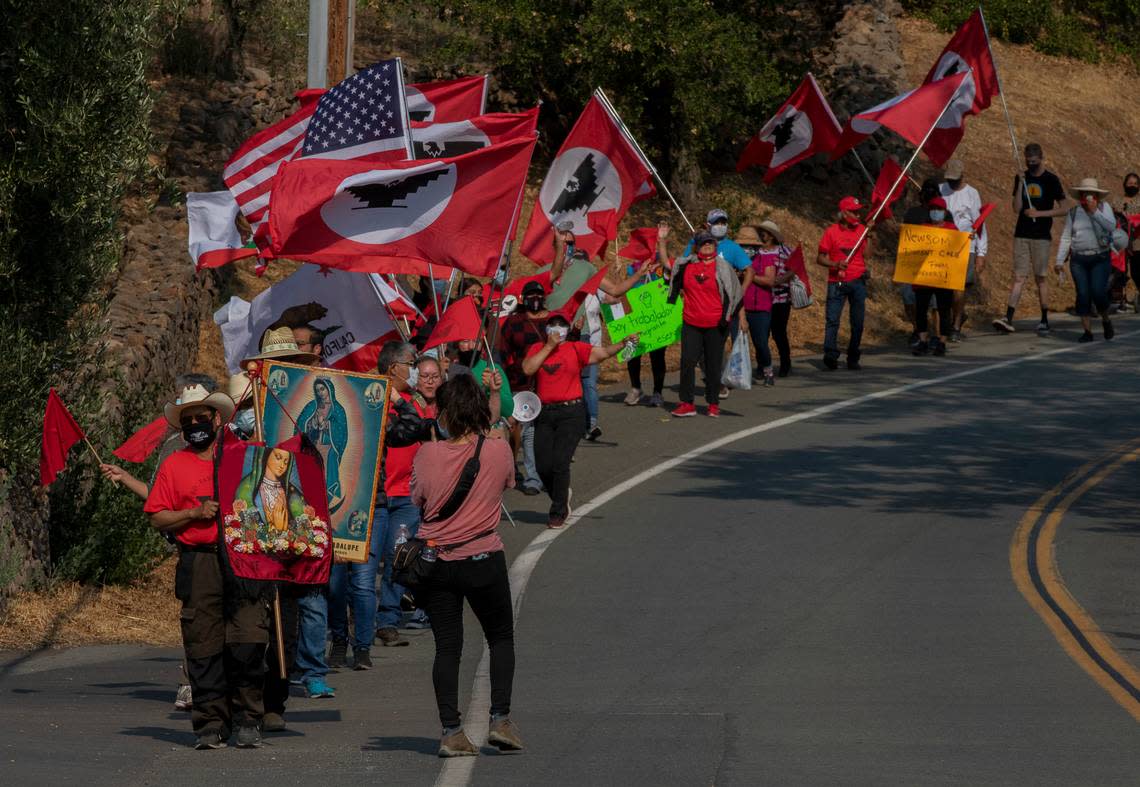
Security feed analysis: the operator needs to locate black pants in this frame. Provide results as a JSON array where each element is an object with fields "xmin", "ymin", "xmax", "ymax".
[
  {"xmin": 770, "ymin": 302, "xmax": 791, "ymax": 372},
  {"xmin": 175, "ymin": 550, "xmax": 269, "ymax": 736},
  {"xmin": 1129, "ymin": 251, "xmax": 1140, "ymax": 293},
  {"xmin": 263, "ymin": 587, "xmax": 299, "ymax": 716},
  {"xmin": 534, "ymin": 401, "xmax": 586, "ymax": 518},
  {"xmin": 418, "ymin": 551, "xmax": 515, "ymax": 729},
  {"xmin": 627, "ymin": 347, "xmax": 666, "ymax": 394},
  {"xmin": 680, "ymin": 323, "xmax": 727, "ymax": 405},
  {"xmin": 914, "ymin": 286, "xmax": 953, "ymax": 338}
]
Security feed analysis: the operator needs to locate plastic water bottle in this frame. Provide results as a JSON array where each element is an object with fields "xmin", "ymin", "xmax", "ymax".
[
  {"xmin": 395, "ymin": 524, "xmax": 409, "ymax": 547},
  {"xmin": 421, "ymin": 544, "xmax": 438, "ymax": 562}
]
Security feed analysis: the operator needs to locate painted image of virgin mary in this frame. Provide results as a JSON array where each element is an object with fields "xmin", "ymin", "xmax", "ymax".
[
  {"xmin": 297, "ymin": 376, "xmax": 348, "ymax": 513},
  {"xmin": 235, "ymin": 447, "xmax": 306, "ymax": 534}
]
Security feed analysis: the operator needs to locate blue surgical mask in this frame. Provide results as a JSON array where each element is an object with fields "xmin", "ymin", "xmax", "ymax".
[
  {"xmin": 929, "ymin": 210, "xmax": 946, "ymax": 222},
  {"xmin": 710, "ymin": 224, "xmax": 728, "ymax": 239},
  {"xmin": 233, "ymin": 408, "xmax": 256, "ymax": 437}
]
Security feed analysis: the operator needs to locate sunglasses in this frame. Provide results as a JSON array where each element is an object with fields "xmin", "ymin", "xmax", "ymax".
[{"xmin": 180, "ymin": 413, "xmax": 212, "ymax": 428}]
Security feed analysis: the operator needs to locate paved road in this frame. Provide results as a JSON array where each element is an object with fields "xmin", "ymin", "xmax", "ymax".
[{"xmin": 4, "ymin": 316, "xmax": 1140, "ymax": 785}]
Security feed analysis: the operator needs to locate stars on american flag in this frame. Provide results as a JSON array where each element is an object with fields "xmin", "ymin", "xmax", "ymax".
[{"xmin": 301, "ymin": 59, "xmax": 406, "ymax": 157}]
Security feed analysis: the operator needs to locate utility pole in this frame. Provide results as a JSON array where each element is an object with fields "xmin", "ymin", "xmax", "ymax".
[{"xmin": 308, "ymin": 0, "xmax": 355, "ymax": 89}]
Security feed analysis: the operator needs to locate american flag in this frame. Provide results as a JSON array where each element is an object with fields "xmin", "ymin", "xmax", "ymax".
[{"xmin": 301, "ymin": 58, "xmax": 413, "ymax": 160}]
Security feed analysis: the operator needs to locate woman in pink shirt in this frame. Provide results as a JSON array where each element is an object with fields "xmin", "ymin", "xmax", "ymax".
[{"xmin": 410, "ymin": 374, "xmax": 523, "ymax": 757}]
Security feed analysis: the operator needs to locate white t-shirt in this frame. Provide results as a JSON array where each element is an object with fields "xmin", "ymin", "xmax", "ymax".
[{"xmin": 939, "ymin": 182, "xmax": 988, "ymax": 257}]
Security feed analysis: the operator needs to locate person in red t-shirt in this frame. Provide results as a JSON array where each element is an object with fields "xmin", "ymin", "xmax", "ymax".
[
  {"xmin": 521, "ymin": 315, "xmax": 631, "ymax": 528},
  {"xmin": 144, "ymin": 385, "xmax": 270, "ymax": 750},
  {"xmin": 816, "ymin": 196, "xmax": 873, "ymax": 370},
  {"xmin": 663, "ymin": 229, "xmax": 743, "ymax": 417},
  {"xmin": 910, "ymin": 196, "xmax": 959, "ymax": 357}
]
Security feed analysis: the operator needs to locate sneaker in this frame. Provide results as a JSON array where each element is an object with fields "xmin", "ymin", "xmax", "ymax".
[
  {"xmin": 439, "ymin": 729, "xmax": 479, "ymax": 758},
  {"xmin": 992, "ymin": 317, "xmax": 1015, "ymax": 333},
  {"xmin": 487, "ymin": 717, "xmax": 525, "ymax": 752},
  {"xmin": 847, "ymin": 359, "xmax": 862, "ymax": 371},
  {"xmin": 376, "ymin": 627, "xmax": 409, "ymax": 648},
  {"xmin": 262, "ymin": 712, "xmax": 286, "ymax": 733},
  {"xmin": 586, "ymin": 425, "xmax": 602, "ymax": 441},
  {"xmin": 305, "ymin": 678, "xmax": 336, "ymax": 698},
  {"xmin": 822, "ymin": 356, "xmax": 838, "ymax": 370},
  {"xmin": 647, "ymin": 393, "xmax": 664, "ymax": 408},
  {"xmin": 1035, "ymin": 321, "xmax": 1050, "ymax": 334},
  {"xmin": 763, "ymin": 371, "xmax": 774, "ymax": 387},
  {"xmin": 405, "ymin": 609, "xmax": 431, "ymax": 629},
  {"xmin": 194, "ymin": 731, "xmax": 227, "ymax": 750},
  {"xmin": 706, "ymin": 404, "xmax": 720, "ymax": 418},
  {"xmin": 1079, "ymin": 330, "xmax": 1095, "ymax": 343},
  {"xmin": 328, "ymin": 639, "xmax": 348, "ymax": 669},
  {"xmin": 546, "ymin": 515, "xmax": 565, "ymax": 529},
  {"xmin": 719, "ymin": 385, "xmax": 730, "ymax": 399},
  {"xmin": 671, "ymin": 402, "xmax": 697, "ymax": 417},
  {"xmin": 931, "ymin": 339, "xmax": 947, "ymax": 357},
  {"xmin": 623, "ymin": 388, "xmax": 642, "ymax": 406},
  {"xmin": 1104, "ymin": 319, "xmax": 1115, "ymax": 340},
  {"xmin": 353, "ymin": 648, "xmax": 373, "ymax": 671},
  {"xmin": 236, "ymin": 724, "xmax": 262, "ymax": 749},
  {"xmin": 174, "ymin": 684, "xmax": 193, "ymax": 711},
  {"xmin": 947, "ymin": 330, "xmax": 962, "ymax": 343},
  {"xmin": 521, "ymin": 484, "xmax": 541, "ymax": 496},
  {"xmin": 911, "ymin": 338, "xmax": 929, "ymax": 356},
  {"xmin": 288, "ymin": 673, "xmax": 304, "ymax": 687}
]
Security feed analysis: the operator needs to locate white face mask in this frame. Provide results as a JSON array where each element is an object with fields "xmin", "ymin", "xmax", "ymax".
[
  {"xmin": 546, "ymin": 326, "xmax": 569, "ymax": 341},
  {"xmin": 710, "ymin": 224, "xmax": 728, "ymax": 239},
  {"xmin": 234, "ymin": 408, "xmax": 256, "ymax": 436},
  {"xmin": 405, "ymin": 366, "xmax": 419, "ymax": 389},
  {"xmin": 929, "ymin": 210, "xmax": 946, "ymax": 222}
]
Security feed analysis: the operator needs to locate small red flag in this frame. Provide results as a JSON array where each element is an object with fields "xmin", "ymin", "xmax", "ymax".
[
  {"xmin": 871, "ymin": 158, "xmax": 906, "ymax": 220},
  {"xmin": 550, "ymin": 267, "xmax": 608, "ymax": 322},
  {"xmin": 41, "ymin": 389, "xmax": 86, "ymax": 486},
  {"xmin": 423, "ymin": 296, "xmax": 483, "ymax": 351},
  {"xmin": 784, "ymin": 246, "xmax": 811, "ymax": 297},
  {"xmin": 504, "ymin": 270, "xmax": 553, "ymax": 300},
  {"xmin": 112, "ymin": 415, "xmax": 171, "ymax": 463},
  {"xmin": 618, "ymin": 228, "xmax": 659, "ymax": 263},
  {"xmin": 973, "ymin": 202, "xmax": 995, "ymax": 232}
]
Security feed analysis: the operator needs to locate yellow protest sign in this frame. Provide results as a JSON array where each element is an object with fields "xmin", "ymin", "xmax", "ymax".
[{"xmin": 893, "ymin": 223, "xmax": 971, "ymax": 291}]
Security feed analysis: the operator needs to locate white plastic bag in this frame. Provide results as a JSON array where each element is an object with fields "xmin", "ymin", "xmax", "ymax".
[
  {"xmin": 789, "ymin": 275, "xmax": 813, "ymax": 309},
  {"xmin": 721, "ymin": 330, "xmax": 752, "ymax": 390}
]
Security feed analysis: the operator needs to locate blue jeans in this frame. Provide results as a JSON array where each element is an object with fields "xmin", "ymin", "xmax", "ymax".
[
  {"xmin": 580, "ymin": 362, "xmax": 599, "ymax": 427},
  {"xmin": 1070, "ymin": 251, "xmax": 1111, "ymax": 316},
  {"xmin": 376, "ymin": 496, "xmax": 422, "ymax": 630},
  {"xmin": 328, "ymin": 514, "xmax": 384, "ymax": 651},
  {"xmin": 745, "ymin": 310, "xmax": 772, "ymax": 373},
  {"xmin": 521, "ymin": 421, "xmax": 541, "ymax": 491},
  {"xmin": 823, "ymin": 279, "xmax": 867, "ymax": 362},
  {"xmin": 293, "ymin": 589, "xmax": 329, "ymax": 681}
]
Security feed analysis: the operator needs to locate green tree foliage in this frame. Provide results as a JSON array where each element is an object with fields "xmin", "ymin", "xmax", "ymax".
[
  {"xmin": 386, "ymin": 0, "xmax": 791, "ymax": 182},
  {"xmin": 905, "ymin": 0, "xmax": 1140, "ymax": 62},
  {"xmin": 0, "ymin": 0, "xmax": 159, "ymax": 582}
]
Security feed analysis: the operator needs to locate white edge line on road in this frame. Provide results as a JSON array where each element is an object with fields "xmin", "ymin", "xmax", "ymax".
[{"xmin": 435, "ymin": 334, "xmax": 1130, "ymax": 786}]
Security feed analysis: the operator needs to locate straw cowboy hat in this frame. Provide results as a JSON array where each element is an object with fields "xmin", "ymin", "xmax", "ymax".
[
  {"xmin": 227, "ymin": 372, "xmax": 254, "ymax": 406},
  {"xmin": 735, "ymin": 225, "xmax": 761, "ymax": 245},
  {"xmin": 164, "ymin": 384, "xmax": 235, "ymax": 427},
  {"xmin": 241, "ymin": 326, "xmax": 319, "ymax": 368},
  {"xmin": 1070, "ymin": 177, "xmax": 1109, "ymax": 198},
  {"xmin": 755, "ymin": 220, "xmax": 784, "ymax": 245}
]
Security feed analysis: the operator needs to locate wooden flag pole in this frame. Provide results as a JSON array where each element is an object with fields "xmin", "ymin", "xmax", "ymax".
[{"xmin": 246, "ymin": 363, "xmax": 287, "ymax": 680}]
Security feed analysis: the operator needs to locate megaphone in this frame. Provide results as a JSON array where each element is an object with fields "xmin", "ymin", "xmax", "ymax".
[{"xmin": 512, "ymin": 391, "xmax": 541, "ymax": 423}]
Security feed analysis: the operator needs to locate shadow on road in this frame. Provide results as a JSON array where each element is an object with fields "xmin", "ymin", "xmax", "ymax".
[{"xmin": 361, "ymin": 735, "xmax": 439, "ymax": 755}]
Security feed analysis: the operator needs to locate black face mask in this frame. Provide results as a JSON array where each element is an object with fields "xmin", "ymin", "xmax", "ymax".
[
  {"xmin": 945, "ymin": 179, "xmax": 961, "ymax": 190},
  {"xmin": 456, "ymin": 349, "xmax": 477, "ymax": 367},
  {"xmin": 524, "ymin": 298, "xmax": 544, "ymax": 313},
  {"xmin": 1126, "ymin": 186, "xmax": 1140, "ymax": 198},
  {"xmin": 182, "ymin": 421, "xmax": 217, "ymax": 450}
]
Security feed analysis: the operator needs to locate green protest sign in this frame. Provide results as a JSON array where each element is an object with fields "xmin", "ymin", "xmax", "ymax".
[{"xmin": 601, "ymin": 280, "xmax": 683, "ymax": 362}]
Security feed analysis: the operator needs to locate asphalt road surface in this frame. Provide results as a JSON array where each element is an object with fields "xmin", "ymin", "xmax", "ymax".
[{"xmin": 5, "ymin": 315, "xmax": 1140, "ymax": 786}]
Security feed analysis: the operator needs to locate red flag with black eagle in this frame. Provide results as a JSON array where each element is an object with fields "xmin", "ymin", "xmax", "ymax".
[
  {"xmin": 269, "ymin": 136, "xmax": 536, "ymax": 278},
  {"xmin": 217, "ymin": 432, "xmax": 332, "ymax": 584},
  {"xmin": 520, "ymin": 94, "xmax": 655, "ymax": 264},
  {"xmin": 737, "ymin": 73, "xmax": 842, "ymax": 183}
]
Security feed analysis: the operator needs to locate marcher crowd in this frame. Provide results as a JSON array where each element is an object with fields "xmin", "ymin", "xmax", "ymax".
[{"xmin": 102, "ymin": 141, "xmax": 1140, "ymax": 757}]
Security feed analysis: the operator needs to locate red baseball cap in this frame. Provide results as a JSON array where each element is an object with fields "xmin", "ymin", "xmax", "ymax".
[
  {"xmin": 838, "ymin": 196, "xmax": 864, "ymax": 212},
  {"xmin": 927, "ymin": 196, "xmax": 948, "ymax": 210}
]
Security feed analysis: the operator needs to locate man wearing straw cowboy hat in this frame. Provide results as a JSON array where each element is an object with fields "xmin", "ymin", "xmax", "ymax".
[
  {"xmin": 1053, "ymin": 177, "xmax": 1120, "ymax": 342},
  {"xmin": 143, "ymin": 384, "xmax": 272, "ymax": 750}
]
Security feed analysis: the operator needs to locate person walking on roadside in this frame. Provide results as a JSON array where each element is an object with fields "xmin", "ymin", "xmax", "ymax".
[
  {"xmin": 144, "ymin": 385, "xmax": 270, "ymax": 751},
  {"xmin": 939, "ymin": 159, "xmax": 988, "ymax": 340},
  {"xmin": 410, "ymin": 374, "xmax": 523, "ymax": 758},
  {"xmin": 662, "ymin": 229, "xmax": 742, "ymax": 416},
  {"xmin": 1055, "ymin": 178, "xmax": 1118, "ymax": 343},
  {"xmin": 500, "ymin": 280, "xmax": 549, "ymax": 496},
  {"xmin": 624, "ymin": 223, "xmax": 670, "ymax": 407},
  {"xmin": 817, "ymin": 196, "xmax": 871, "ymax": 371},
  {"xmin": 740, "ymin": 220, "xmax": 795, "ymax": 385},
  {"xmin": 994, "ymin": 143, "xmax": 1073, "ymax": 335},
  {"xmin": 521, "ymin": 315, "xmax": 631, "ymax": 528},
  {"xmin": 1119, "ymin": 172, "xmax": 1140, "ymax": 309},
  {"xmin": 910, "ymin": 198, "xmax": 958, "ymax": 357}
]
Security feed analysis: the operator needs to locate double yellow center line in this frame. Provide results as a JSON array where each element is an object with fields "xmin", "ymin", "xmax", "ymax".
[{"xmin": 1010, "ymin": 435, "xmax": 1140, "ymax": 721}]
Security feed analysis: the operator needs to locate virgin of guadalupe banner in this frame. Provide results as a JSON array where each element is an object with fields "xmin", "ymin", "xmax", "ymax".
[
  {"xmin": 217, "ymin": 434, "xmax": 332, "ymax": 584},
  {"xmin": 257, "ymin": 361, "xmax": 389, "ymax": 563}
]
